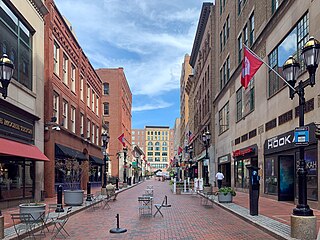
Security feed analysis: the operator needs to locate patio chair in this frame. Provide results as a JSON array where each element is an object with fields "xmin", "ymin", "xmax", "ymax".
[
  {"xmin": 51, "ymin": 206, "xmax": 72, "ymax": 239},
  {"xmin": 45, "ymin": 204, "xmax": 63, "ymax": 232},
  {"xmin": 154, "ymin": 197, "xmax": 166, "ymax": 217},
  {"xmin": 11, "ymin": 213, "xmax": 36, "ymax": 240}
]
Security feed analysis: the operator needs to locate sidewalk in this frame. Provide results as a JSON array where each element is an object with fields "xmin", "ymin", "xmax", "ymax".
[{"xmin": 199, "ymin": 188, "xmax": 320, "ymax": 240}]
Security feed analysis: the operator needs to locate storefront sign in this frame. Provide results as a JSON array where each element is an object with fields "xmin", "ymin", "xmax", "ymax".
[
  {"xmin": 0, "ymin": 111, "xmax": 34, "ymax": 142},
  {"xmin": 264, "ymin": 123, "xmax": 317, "ymax": 155},
  {"xmin": 218, "ymin": 155, "xmax": 230, "ymax": 164},
  {"xmin": 233, "ymin": 147, "xmax": 254, "ymax": 157}
]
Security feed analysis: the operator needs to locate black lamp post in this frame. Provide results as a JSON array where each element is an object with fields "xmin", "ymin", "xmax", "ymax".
[
  {"xmin": 188, "ymin": 145, "xmax": 193, "ymax": 179},
  {"xmin": 123, "ymin": 147, "xmax": 127, "ymax": 183},
  {"xmin": 101, "ymin": 131, "xmax": 110, "ymax": 188},
  {"xmin": 202, "ymin": 130, "xmax": 211, "ymax": 186},
  {"xmin": 282, "ymin": 36, "xmax": 320, "ymax": 217},
  {"xmin": 0, "ymin": 54, "xmax": 14, "ymax": 99}
]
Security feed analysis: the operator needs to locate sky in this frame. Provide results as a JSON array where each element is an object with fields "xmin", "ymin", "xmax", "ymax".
[{"xmin": 54, "ymin": 0, "xmax": 204, "ymax": 129}]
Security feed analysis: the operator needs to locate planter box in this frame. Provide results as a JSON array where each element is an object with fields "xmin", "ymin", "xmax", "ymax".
[
  {"xmin": 19, "ymin": 203, "xmax": 46, "ymax": 220},
  {"xmin": 218, "ymin": 192, "xmax": 233, "ymax": 203},
  {"xmin": 64, "ymin": 190, "xmax": 84, "ymax": 206}
]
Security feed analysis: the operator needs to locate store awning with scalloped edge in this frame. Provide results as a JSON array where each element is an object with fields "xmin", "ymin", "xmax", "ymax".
[
  {"xmin": 0, "ymin": 138, "xmax": 49, "ymax": 161},
  {"xmin": 89, "ymin": 155, "xmax": 104, "ymax": 165},
  {"xmin": 55, "ymin": 144, "xmax": 87, "ymax": 160}
]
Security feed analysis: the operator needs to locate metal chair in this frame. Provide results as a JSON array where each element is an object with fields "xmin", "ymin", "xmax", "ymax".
[
  {"xmin": 11, "ymin": 213, "xmax": 36, "ymax": 240},
  {"xmin": 154, "ymin": 197, "xmax": 166, "ymax": 217},
  {"xmin": 45, "ymin": 204, "xmax": 63, "ymax": 232},
  {"xmin": 51, "ymin": 206, "xmax": 72, "ymax": 239}
]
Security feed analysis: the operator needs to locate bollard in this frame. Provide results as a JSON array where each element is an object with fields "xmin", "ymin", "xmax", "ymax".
[
  {"xmin": 110, "ymin": 214, "xmax": 127, "ymax": 233},
  {"xmin": 86, "ymin": 182, "xmax": 92, "ymax": 201},
  {"xmin": 56, "ymin": 185, "xmax": 64, "ymax": 212},
  {"xmin": 0, "ymin": 214, "xmax": 4, "ymax": 239},
  {"xmin": 116, "ymin": 178, "xmax": 119, "ymax": 190}
]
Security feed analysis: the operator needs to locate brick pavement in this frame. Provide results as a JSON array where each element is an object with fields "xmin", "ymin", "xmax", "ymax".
[{"xmin": 39, "ymin": 180, "xmax": 276, "ymax": 240}]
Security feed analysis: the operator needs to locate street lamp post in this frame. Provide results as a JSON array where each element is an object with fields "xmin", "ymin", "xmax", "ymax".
[
  {"xmin": 101, "ymin": 131, "xmax": 110, "ymax": 188},
  {"xmin": 202, "ymin": 130, "xmax": 211, "ymax": 186},
  {"xmin": 282, "ymin": 37, "xmax": 320, "ymax": 217},
  {"xmin": 188, "ymin": 145, "xmax": 193, "ymax": 179},
  {"xmin": 0, "ymin": 54, "xmax": 14, "ymax": 99},
  {"xmin": 123, "ymin": 147, "xmax": 127, "ymax": 183}
]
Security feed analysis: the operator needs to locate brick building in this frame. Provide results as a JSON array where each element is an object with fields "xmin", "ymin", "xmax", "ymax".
[
  {"xmin": 44, "ymin": 0, "xmax": 103, "ymax": 197},
  {"xmin": 96, "ymin": 68, "xmax": 132, "ymax": 181}
]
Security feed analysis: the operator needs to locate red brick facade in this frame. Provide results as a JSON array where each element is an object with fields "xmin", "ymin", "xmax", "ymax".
[
  {"xmin": 44, "ymin": 0, "xmax": 103, "ymax": 197},
  {"xmin": 96, "ymin": 68, "xmax": 132, "ymax": 178}
]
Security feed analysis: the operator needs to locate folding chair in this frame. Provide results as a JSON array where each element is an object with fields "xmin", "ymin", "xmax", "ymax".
[
  {"xmin": 153, "ymin": 197, "xmax": 166, "ymax": 217},
  {"xmin": 11, "ymin": 213, "xmax": 36, "ymax": 240},
  {"xmin": 51, "ymin": 207, "xmax": 72, "ymax": 239},
  {"xmin": 45, "ymin": 204, "xmax": 62, "ymax": 232}
]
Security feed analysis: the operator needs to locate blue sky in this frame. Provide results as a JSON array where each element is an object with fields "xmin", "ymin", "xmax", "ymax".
[{"xmin": 54, "ymin": 0, "xmax": 204, "ymax": 129}]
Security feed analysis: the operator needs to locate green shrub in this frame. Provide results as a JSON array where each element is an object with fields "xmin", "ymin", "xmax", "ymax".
[{"xmin": 218, "ymin": 187, "xmax": 236, "ymax": 196}]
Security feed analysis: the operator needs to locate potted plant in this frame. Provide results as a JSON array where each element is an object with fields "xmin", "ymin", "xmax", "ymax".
[
  {"xmin": 19, "ymin": 202, "xmax": 46, "ymax": 220},
  {"xmin": 56, "ymin": 158, "xmax": 85, "ymax": 206},
  {"xmin": 217, "ymin": 187, "xmax": 236, "ymax": 203}
]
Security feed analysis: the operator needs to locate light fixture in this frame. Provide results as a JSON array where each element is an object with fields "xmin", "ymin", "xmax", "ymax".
[
  {"xmin": 301, "ymin": 36, "xmax": 320, "ymax": 86},
  {"xmin": 282, "ymin": 56, "xmax": 300, "ymax": 99},
  {"xmin": 0, "ymin": 54, "xmax": 14, "ymax": 99}
]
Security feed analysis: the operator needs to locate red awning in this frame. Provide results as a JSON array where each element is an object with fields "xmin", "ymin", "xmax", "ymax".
[{"xmin": 0, "ymin": 138, "xmax": 49, "ymax": 161}]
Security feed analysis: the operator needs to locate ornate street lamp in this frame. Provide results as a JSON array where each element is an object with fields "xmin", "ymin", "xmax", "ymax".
[
  {"xmin": 202, "ymin": 130, "xmax": 211, "ymax": 186},
  {"xmin": 282, "ymin": 36, "xmax": 320, "ymax": 217},
  {"xmin": 101, "ymin": 131, "xmax": 110, "ymax": 188},
  {"xmin": 0, "ymin": 54, "xmax": 14, "ymax": 99}
]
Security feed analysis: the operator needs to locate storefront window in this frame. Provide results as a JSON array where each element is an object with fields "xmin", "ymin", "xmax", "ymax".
[
  {"xmin": 264, "ymin": 157, "xmax": 278, "ymax": 195},
  {"xmin": 295, "ymin": 148, "xmax": 318, "ymax": 201},
  {"xmin": 235, "ymin": 159, "xmax": 251, "ymax": 189},
  {"xmin": 0, "ymin": 159, "xmax": 34, "ymax": 200}
]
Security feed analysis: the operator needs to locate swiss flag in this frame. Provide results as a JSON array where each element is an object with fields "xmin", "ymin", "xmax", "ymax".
[
  {"xmin": 117, "ymin": 133, "xmax": 125, "ymax": 147},
  {"xmin": 241, "ymin": 46, "xmax": 263, "ymax": 89}
]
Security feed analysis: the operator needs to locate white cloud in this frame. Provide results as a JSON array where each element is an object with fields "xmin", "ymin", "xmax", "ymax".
[
  {"xmin": 132, "ymin": 100, "xmax": 173, "ymax": 112},
  {"xmin": 54, "ymin": 0, "xmax": 200, "ymax": 105}
]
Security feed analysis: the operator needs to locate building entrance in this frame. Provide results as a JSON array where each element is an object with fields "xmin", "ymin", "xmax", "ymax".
[{"xmin": 278, "ymin": 155, "xmax": 294, "ymax": 201}]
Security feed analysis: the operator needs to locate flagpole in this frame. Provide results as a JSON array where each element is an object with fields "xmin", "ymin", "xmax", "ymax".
[{"xmin": 243, "ymin": 44, "xmax": 296, "ymax": 92}]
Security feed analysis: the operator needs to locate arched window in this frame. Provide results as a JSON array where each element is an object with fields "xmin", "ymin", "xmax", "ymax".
[
  {"xmin": 148, "ymin": 142, "xmax": 153, "ymax": 146},
  {"xmin": 155, "ymin": 142, "xmax": 160, "ymax": 146},
  {"xmin": 162, "ymin": 142, "xmax": 167, "ymax": 146}
]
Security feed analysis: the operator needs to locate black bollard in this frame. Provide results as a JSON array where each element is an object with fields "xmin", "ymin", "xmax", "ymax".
[
  {"xmin": 56, "ymin": 185, "xmax": 64, "ymax": 212},
  {"xmin": 115, "ymin": 178, "xmax": 119, "ymax": 190},
  {"xmin": 110, "ymin": 214, "xmax": 127, "ymax": 233},
  {"xmin": 162, "ymin": 195, "xmax": 171, "ymax": 208},
  {"xmin": 86, "ymin": 182, "xmax": 92, "ymax": 201}
]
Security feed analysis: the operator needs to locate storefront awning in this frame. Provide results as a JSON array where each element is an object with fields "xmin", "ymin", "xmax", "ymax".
[
  {"xmin": 89, "ymin": 155, "xmax": 104, "ymax": 165},
  {"xmin": 0, "ymin": 138, "xmax": 49, "ymax": 161},
  {"xmin": 55, "ymin": 144, "xmax": 87, "ymax": 160}
]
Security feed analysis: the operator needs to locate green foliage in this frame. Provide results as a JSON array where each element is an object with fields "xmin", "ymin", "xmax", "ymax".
[
  {"xmin": 218, "ymin": 187, "xmax": 236, "ymax": 196},
  {"xmin": 169, "ymin": 180, "xmax": 174, "ymax": 185}
]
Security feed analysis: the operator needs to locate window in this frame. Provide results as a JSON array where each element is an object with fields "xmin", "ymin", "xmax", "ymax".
[
  {"xmin": 103, "ymin": 83, "xmax": 109, "ymax": 95},
  {"xmin": 53, "ymin": 92, "xmax": 59, "ymax": 120},
  {"xmin": 53, "ymin": 42, "xmax": 59, "ymax": 75},
  {"xmin": 71, "ymin": 106, "xmax": 75, "ymax": 133},
  {"xmin": 87, "ymin": 119, "xmax": 91, "ymax": 139},
  {"xmin": 80, "ymin": 76, "xmax": 84, "ymax": 101},
  {"xmin": 63, "ymin": 54, "xmax": 68, "ymax": 85},
  {"xmin": 62, "ymin": 100, "xmax": 68, "ymax": 129},
  {"xmin": 96, "ymin": 126, "xmax": 99, "ymax": 144},
  {"xmin": 80, "ymin": 113, "xmax": 84, "ymax": 136},
  {"xmin": 71, "ymin": 64, "xmax": 76, "ymax": 92},
  {"xmin": 0, "ymin": 0, "xmax": 32, "ymax": 89},
  {"xmin": 96, "ymin": 96, "xmax": 99, "ymax": 115},
  {"xmin": 268, "ymin": 13, "xmax": 308, "ymax": 97},
  {"xmin": 236, "ymin": 88, "xmax": 242, "ymax": 121},
  {"xmin": 92, "ymin": 123, "xmax": 95, "ymax": 144},
  {"xmin": 249, "ymin": 14, "xmax": 255, "ymax": 46},
  {"xmin": 220, "ymin": 0, "xmax": 222, "ymax": 14},
  {"xmin": 227, "ymin": 15, "xmax": 230, "ymax": 39},
  {"xmin": 219, "ymin": 102, "xmax": 229, "ymax": 134},
  {"xmin": 226, "ymin": 56, "xmax": 230, "ymax": 80},
  {"xmin": 87, "ymin": 84, "xmax": 90, "ymax": 107},
  {"xmin": 220, "ymin": 31, "xmax": 223, "ymax": 52},
  {"xmin": 238, "ymin": 34, "xmax": 242, "ymax": 64},
  {"xmin": 272, "ymin": 0, "xmax": 279, "ymax": 14},
  {"xmin": 243, "ymin": 25, "xmax": 248, "ymax": 46},
  {"xmin": 223, "ymin": 24, "xmax": 226, "ymax": 45},
  {"xmin": 103, "ymin": 102, "xmax": 109, "ymax": 115},
  {"xmin": 92, "ymin": 91, "xmax": 95, "ymax": 110},
  {"xmin": 238, "ymin": 0, "xmax": 242, "ymax": 15}
]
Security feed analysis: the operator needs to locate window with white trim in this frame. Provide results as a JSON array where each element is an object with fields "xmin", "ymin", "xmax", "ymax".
[
  {"xmin": 87, "ymin": 84, "xmax": 90, "ymax": 107},
  {"xmin": 80, "ymin": 76, "xmax": 84, "ymax": 101},
  {"xmin": 80, "ymin": 113, "xmax": 84, "ymax": 136},
  {"xmin": 71, "ymin": 64, "xmax": 76, "ymax": 93},
  {"xmin": 53, "ymin": 92, "xmax": 59, "ymax": 120},
  {"xmin": 62, "ymin": 100, "xmax": 68, "ymax": 129},
  {"xmin": 54, "ymin": 42, "xmax": 59, "ymax": 75},
  {"xmin": 71, "ymin": 106, "xmax": 75, "ymax": 133},
  {"xmin": 87, "ymin": 119, "xmax": 91, "ymax": 139},
  {"xmin": 63, "ymin": 54, "xmax": 68, "ymax": 85}
]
